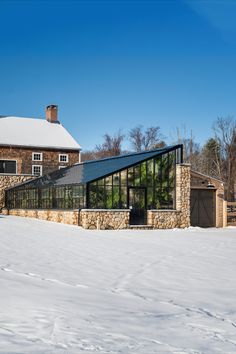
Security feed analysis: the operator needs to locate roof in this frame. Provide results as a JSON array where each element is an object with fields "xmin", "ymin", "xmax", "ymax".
[
  {"xmin": 0, "ymin": 116, "xmax": 81, "ymax": 150},
  {"xmin": 191, "ymin": 170, "xmax": 224, "ymax": 185},
  {"xmin": 8, "ymin": 145, "xmax": 182, "ymax": 190}
]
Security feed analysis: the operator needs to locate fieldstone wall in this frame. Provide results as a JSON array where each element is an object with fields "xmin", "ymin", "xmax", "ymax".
[
  {"xmin": 2, "ymin": 208, "xmax": 79, "ymax": 226},
  {"xmin": 147, "ymin": 164, "xmax": 191, "ymax": 229},
  {"xmin": 0, "ymin": 174, "xmax": 34, "ymax": 210},
  {"xmin": 80, "ymin": 209, "xmax": 130, "ymax": 230},
  {"xmin": 147, "ymin": 210, "xmax": 181, "ymax": 229}
]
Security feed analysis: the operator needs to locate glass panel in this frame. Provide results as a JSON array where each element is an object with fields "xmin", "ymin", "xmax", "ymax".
[
  {"xmin": 120, "ymin": 170, "xmax": 127, "ymax": 186},
  {"xmin": 140, "ymin": 162, "xmax": 146, "ymax": 186},
  {"xmin": 41, "ymin": 188, "xmax": 52, "ymax": 209},
  {"xmin": 120, "ymin": 187, "xmax": 127, "ymax": 208},
  {"xmin": 89, "ymin": 183, "xmax": 97, "ymax": 208},
  {"xmin": 155, "ymin": 157, "xmax": 162, "ymax": 186},
  {"xmin": 134, "ymin": 165, "xmax": 141, "ymax": 186},
  {"xmin": 113, "ymin": 186, "xmax": 120, "ymax": 208},
  {"xmin": 97, "ymin": 185, "xmax": 105, "ymax": 208},
  {"xmin": 113, "ymin": 173, "xmax": 120, "ymax": 186},
  {"xmin": 97, "ymin": 178, "xmax": 105, "ymax": 186},
  {"xmin": 147, "ymin": 159, "xmax": 154, "ymax": 186},
  {"xmin": 153, "ymin": 186, "xmax": 161, "ymax": 209},
  {"xmin": 105, "ymin": 176, "xmax": 112, "ymax": 186},
  {"xmin": 128, "ymin": 167, "xmax": 134, "ymax": 186},
  {"xmin": 160, "ymin": 188, "xmax": 170, "ymax": 209},
  {"xmin": 147, "ymin": 187, "xmax": 153, "ymax": 209},
  {"xmin": 169, "ymin": 152, "xmax": 175, "ymax": 188},
  {"xmin": 105, "ymin": 186, "xmax": 113, "ymax": 208}
]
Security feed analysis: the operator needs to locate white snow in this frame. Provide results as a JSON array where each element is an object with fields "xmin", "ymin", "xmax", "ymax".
[
  {"xmin": 0, "ymin": 216, "xmax": 236, "ymax": 354},
  {"xmin": 0, "ymin": 117, "xmax": 81, "ymax": 150}
]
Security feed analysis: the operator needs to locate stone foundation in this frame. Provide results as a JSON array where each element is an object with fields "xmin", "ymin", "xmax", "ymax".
[
  {"xmin": 147, "ymin": 210, "xmax": 182, "ymax": 229},
  {"xmin": 80, "ymin": 209, "xmax": 130, "ymax": 230},
  {"xmin": 2, "ymin": 208, "xmax": 79, "ymax": 226},
  {"xmin": 0, "ymin": 174, "xmax": 34, "ymax": 210}
]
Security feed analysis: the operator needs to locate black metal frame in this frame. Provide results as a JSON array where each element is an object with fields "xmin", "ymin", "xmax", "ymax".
[
  {"xmin": 128, "ymin": 186, "xmax": 147, "ymax": 225},
  {"xmin": 5, "ymin": 145, "xmax": 183, "ymax": 211}
]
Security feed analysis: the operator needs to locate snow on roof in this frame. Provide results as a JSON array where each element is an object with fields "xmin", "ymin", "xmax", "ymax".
[{"xmin": 0, "ymin": 116, "xmax": 81, "ymax": 150}]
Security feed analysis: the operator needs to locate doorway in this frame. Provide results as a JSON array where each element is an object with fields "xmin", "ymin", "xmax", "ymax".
[
  {"xmin": 190, "ymin": 189, "xmax": 216, "ymax": 227},
  {"xmin": 128, "ymin": 187, "xmax": 147, "ymax": 225}
]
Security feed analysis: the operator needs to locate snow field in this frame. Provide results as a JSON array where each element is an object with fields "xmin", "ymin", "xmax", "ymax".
[{"xmin": 0, "ymin": 215, "xmax": 236, "ymax": 353}]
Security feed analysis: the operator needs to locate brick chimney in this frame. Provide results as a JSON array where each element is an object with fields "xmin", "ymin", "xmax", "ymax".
[{"xmin": 46, "ymin": 105, "xmax": 58, "ymax": 123}]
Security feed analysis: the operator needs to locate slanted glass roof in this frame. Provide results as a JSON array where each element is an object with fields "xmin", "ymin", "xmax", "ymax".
[{"xmin": 9, "ymin": 145, "xmax": 182, "ymax": 189}]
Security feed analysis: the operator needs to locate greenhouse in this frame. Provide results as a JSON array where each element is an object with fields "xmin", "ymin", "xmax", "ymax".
[{"xmin": 5, "ymin": 144, "xmax": 191, "ymax": 229}]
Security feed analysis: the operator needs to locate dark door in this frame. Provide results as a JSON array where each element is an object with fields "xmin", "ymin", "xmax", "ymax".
[
  {"xmin": 128, "ymin": 188, "xmax": 147, "ymax": 225},
  {"xmin": 190, "ymin": 189, "xmax": 216, "ymax": 227}
]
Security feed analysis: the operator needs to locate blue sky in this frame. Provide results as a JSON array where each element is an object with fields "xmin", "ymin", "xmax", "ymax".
[{"xmin": 0, "ymin": 0, "xmax": 236, "ymax": 150}]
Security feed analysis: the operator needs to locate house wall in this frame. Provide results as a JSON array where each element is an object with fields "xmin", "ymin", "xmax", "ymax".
[
  {"xmin": 0, "ymin": 146, "xmax": 80, "ymax": 175},
  {"xmin": 190, "ymin": 171, "xmax": 225, "ymax": 228}
]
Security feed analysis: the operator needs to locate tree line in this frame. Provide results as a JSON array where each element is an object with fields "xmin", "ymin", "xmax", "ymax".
[{"xmin": 81, "ymin": 116, "xmax": 236, "ymax": 201}]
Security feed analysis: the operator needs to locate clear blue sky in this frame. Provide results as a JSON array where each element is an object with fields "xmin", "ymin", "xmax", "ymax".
[{"xmin": 0, "ymin": 0, "xmax": 236, "ymax": 150}]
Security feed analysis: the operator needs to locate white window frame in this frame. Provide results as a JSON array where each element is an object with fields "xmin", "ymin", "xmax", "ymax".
[
  {"xmin": 59, "ymin": 166, "xmax": 67, "ymax": 170},
  {"xmin": 32, "ymin": 152, "xmax": 43, "ymax": 162},
  {"xmin": 59, "ymin": 154, "xmax": 69, "ymax": 163},
  {"xmin": 32, "ymin": 165, "xmax": 43, "ymax": 176},
  {"xmin": 0, "ymin": 159, "xmax": 18, "ymax": 175}
]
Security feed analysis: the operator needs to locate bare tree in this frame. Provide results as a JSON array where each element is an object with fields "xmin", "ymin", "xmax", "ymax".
[
  {"xmin": 213, "ymin": 116, "xmax": 236, "ymax": 201},
  {"xmin": 95, "ymin": 130, "xmax": 125, "ymax": 158},
  {"xmin": 81, "ymin": 150, "xmax": 98, "ymax": 162},
  {"xmin": 199, "ymin": 138, "xmax": 222, "ymax": 179},
  {"xmin": 173, "ymin": 127, "xmax": 201, "ymax": 168},
  {"xmin": 129, "ymin": 125, "xmax": 164, "ymax": 152}
]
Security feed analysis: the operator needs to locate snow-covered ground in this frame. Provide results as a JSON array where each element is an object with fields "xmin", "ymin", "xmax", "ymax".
[{"xmin": 0, "ymin": 216, "xmax": 236, "ymax": 354}]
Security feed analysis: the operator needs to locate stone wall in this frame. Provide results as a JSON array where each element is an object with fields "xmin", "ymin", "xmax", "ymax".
[
  {"xmin": 0, "ymin": 146, "xmax": 80, "ymax": 175},
  {"xmin": 80, "ymin": 209, "xmax": 130, "ymax": 230},
  {"xmin": 147, "ymin": 210, "xmax": 182, "ymax": 229},
  {"xmin": 2, "ymin": 208, "xmax": 79, "ymax": 226},
  {"xmin": 0, "ymin": 174, "xmax": 34, "ymax": 210}
]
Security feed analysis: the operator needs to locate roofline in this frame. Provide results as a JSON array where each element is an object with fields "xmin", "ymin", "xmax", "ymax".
[
  {"xmin": 191, "ymin": 170, "xmax": 224, "ymax": 184},
  {"xmin": 78, "ymin": 144, "xmax": 183, "ymax": 166},
  {"xmin": 0, "ymin": 143, "xmax": 81, "ymax": 151}
]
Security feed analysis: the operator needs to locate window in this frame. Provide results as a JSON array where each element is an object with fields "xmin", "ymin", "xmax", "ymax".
[
  {"xmin": 59, "ymin": 154, "xmax": 69, "ymax": 163},
  {"xmin": 32, "ymin": 165, "xmax": 42, "ymax": 176},
  {"xmin": 32, "ymin": 152, "xmax": 43, "ymax": 161},
  {"xmin": 0, "ymin": 160, "xmax": 17, "ymax": 174},
  {"xmin": 59, "ymin": 166, "xmax": 66, "ymax": 170}
]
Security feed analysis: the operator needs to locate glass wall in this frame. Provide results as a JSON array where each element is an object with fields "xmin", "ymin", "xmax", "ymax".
[
  {"xmin": 88, "ymin": 150, "xmax": 176, "ymax": 209},
  {"xmin": 6, "ymin": 185, "xmax": 85, "ymax": 210},
  {"xmin": 6, "ymin": 148, "xmax": 179, "ymax": 211}
]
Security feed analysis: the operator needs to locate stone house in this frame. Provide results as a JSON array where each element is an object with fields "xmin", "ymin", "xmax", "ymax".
[{"xmin": 0, "ymin": 105, "xmax": 81, "ymax": 209}]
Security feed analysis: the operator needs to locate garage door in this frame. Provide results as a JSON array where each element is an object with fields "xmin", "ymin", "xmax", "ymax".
[{"xmin": 190, "ymin": 189, "xmax": 216, "ymax": 227}]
